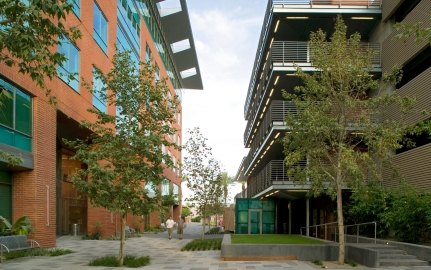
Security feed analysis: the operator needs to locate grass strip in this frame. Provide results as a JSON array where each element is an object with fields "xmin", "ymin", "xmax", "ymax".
[
  {"xmin": 88, "ymin": 255, "xmax": 150, "ymax": 267},
  {"xmin": 231, "ymin": 234, "xmax": 324, "ymax": 244},
  {"xmin": 4, "ymin": 248, "xmax": 73, "ymax": 260}
]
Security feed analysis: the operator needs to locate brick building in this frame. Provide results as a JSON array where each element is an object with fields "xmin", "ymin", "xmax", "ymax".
[{"xmin": 0, "ymin": 0, "xmax": 202, "ymax": 247}]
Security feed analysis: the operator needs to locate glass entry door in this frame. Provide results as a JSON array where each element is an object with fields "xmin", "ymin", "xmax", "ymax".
[{"xmin": 248, "ymin": 209, "xmax": 262, "ymax": 234}]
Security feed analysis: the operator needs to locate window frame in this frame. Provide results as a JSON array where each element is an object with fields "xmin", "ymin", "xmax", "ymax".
[
  {"xmin": 57, "ymin": 36, "xmax": 80, "ymax": 92},
  {"xmin": 92, "ymin": 68, "xmax": 107, "ymax": 113},
  {"xmin": 0, "ymin": 77, "xmax": 33, "ymax": 152},
  {"xmin": 93, "ymin": 1, "xmax": 108, "ymax": 54}
]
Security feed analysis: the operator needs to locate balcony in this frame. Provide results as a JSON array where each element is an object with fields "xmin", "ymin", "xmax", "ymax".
[
  {"xmin": 245, "ymin": 100, "xmax": 298, "ymax": 147},
  {"xmin": 247, "ymin": 160, "xmax": 308, "ymax": 198},
  {"xmin": 244, "ymin": 41, "xmax": 382, "ymax": 121},
  {"xmin": 244, "ymin": 0, "xmax": 382, "ymax": 118},
  {"xmin": 272, "ymin": 0, "xmax": 381, "ymax": 8}
]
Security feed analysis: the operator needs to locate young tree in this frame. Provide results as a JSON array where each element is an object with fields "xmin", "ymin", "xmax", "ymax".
[
  {"xmin": 182, "ymin": 127, "xmax": 223, "ymax": 239},
  {"xmin": 283, "ymin": 16, "xmax": 412, "ymax": 265},
  {"xmin": 66, "ymin": 51, "xmax": 179, "ymax": 265},
  {"xmin": 395, "ymin": 21, "xmax": 431, "ymax": 44},
  {"xmin": 219, "ymin": 171, "xmax": 234, "ymax": 205}
]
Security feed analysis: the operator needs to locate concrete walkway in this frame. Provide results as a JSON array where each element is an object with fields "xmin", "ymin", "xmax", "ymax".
[{"xmin": 1, "ymin": 223, "xmax": 430, "ymax": 270}]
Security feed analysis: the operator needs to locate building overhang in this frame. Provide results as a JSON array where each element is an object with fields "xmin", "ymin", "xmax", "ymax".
[
  {"xmin": 0, "ymin": 144, "xmax": 34, "ymax": 171},
  {"xmin": 159, "ymin": 0, "xmax": 203, "ymax": 90}
]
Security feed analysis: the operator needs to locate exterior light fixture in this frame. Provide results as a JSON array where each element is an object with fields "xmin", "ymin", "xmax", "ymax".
[
  {"xmin": 274, "ymin": 75, "xmax": 280, "ymax": 85},
  {"xmin": 274, "ymin": 19, "xmax": 280, "ymax": 33},
  {"xmin": 351, "ymin": 17, "xmax": 374, "ymax": 20},
  {"xmin": 286, "ymin": 16, "xmax": 309, "ymax": 19}
]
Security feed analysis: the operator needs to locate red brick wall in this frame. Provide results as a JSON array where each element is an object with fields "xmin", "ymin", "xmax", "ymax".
[{"xmin": 2, "ymin": 0, "xmax": 184, "ymax": 246}]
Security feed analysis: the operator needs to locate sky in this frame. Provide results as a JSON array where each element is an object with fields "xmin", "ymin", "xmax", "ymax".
[{"xmin": 179, "ymin": 0, "xmax": 267, "ymax": 201}]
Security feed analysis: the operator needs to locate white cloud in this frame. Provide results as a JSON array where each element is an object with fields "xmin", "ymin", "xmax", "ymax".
[{"xmin": 182, "ymin": 1, "xmax": 266, "ymax": 178}]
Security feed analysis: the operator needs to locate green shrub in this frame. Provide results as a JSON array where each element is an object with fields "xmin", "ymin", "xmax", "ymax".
[
  {"xmin": 345, "ymin": 182, "xmax": 392, "ymax": 238},
  {"xmin": 48, "ymin": 248, "xmax": 74, "ymax": 256},
  {"xmin": 205, "ymin": 227, "xmax": 222, "ymax": 235},
  {"xmin": 181, "ymin": 238, "xmax": 222, "ymax": 251},
  {"xmin": 4, "ymin": 248, "xmax": 73, "ymax": 260},
  {"xmin": 89, "ymin": 255, "xmax": 150, "ymax": 267},
  {"xmin": 382, "ymin": 190, "xmax": 431, "ymax": 243},
  {"xmin": 0, "ymin": 215, "xmax": 33, "ymax": 236},
  {"xmin": 346, "ymin": 182, "xmax": 431, "ymax": 244},
  {"xmin": 191, "ymin": 216, "xmax": 201, "ymax": 222}
]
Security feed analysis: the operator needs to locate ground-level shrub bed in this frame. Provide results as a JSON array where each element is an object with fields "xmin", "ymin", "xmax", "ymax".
[
  {"xmin": 205, "ymin": 227, "xmax": 225, "ymax": 235},
  {"xmin": 181, "ymin": 238, "xmax": 222, "ymax": 251},
  {"xmin": 4, "ymin": 248, "xmax": 73, "ymax": 260},
  {"xmin": 88, "ymin": 255, "xmax": 150, "ymax": 267}
]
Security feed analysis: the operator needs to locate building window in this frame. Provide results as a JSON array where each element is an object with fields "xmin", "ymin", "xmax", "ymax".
[
  {"xmin": 92, "ymin": 68, "xmax": 107, "ymax": 113},
  {"xmin": 57, "ymin": 37, "xmax": 80, "ymax": 91},
  {"xmin": 93, "ymin": 2, "xmax": 108, "ymax": 53},
  {"xmin": 68, "ymin": 0, "xmax": 80, "ymax": 18},
  {"xmin": 162, "ymin": 178, "xmax": 170, "ymax": 196},
  {"xmin": 0, "ymin": 77, "xmax": 32, "ymax": 152},
  {"xmin": 145, "ymin": 43, "xmax": 151, "ymax": 63},
  {"xmin": 155, "ymin": 64, "xmax": 160, "ymax": 81},
  {"xmin": 116, "ymin": 24, "xmax": 139, "ymax": 65}
]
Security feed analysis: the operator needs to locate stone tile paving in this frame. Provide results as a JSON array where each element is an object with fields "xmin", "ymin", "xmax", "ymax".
[{"xmin": 1, "ymin": 223, "xmax": 431, "ymax": 270}]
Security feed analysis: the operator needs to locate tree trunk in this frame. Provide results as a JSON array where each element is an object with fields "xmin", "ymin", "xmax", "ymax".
[
  {"xmin": 335, "ymin": 127, "xmax": 346, "ymax": 265},
  {"xmin": 201, "ymin": 210, "xmax": 206, "ymax": 240},
  {"xmin": 118, "ymin": 214, "xmax": 126, "ymax": 266},
  {"xmin": 336, "ymin": 180, "xmax": 345, "ymax": 265}
]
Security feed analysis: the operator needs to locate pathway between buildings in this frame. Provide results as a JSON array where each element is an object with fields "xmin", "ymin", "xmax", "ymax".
[{"xmin": 2, "ymin": 222, "xmax": 430, "ymax": 270}]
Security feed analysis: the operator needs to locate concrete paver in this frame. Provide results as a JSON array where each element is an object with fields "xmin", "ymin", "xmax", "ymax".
[{"xmin": 1, "ymin": 223, "xmax": 430, "ymax": 270}]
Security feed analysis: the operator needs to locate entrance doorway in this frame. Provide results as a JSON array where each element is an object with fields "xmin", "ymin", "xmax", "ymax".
[
  {"xmin": 248, "ymin": 209, "xmax": 262, "ymax": 234},
  {"xmin": 58, "ymin": 152, "xmax": 87, "ymax": 235}
]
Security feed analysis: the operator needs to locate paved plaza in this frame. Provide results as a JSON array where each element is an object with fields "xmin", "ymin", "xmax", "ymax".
[{"xmin": 2, "ymin": 223, "xmax": 431, "ymax": 270}]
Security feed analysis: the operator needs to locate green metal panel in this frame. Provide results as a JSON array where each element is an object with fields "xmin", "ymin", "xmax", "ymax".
[
  {"xmin": 236, "ymin": 199, "xmax": 249, "ymax": 210},
  {"xmin": 0, "ymin": 171, "xmax": 12, "ymax": 222},
  {"xmin": 235, "ymin": 198, "xmax": 275, "ymax": 234},
  {"xmin": 249, "ymin": 200, "xmax": 262, "ymax": 209},
  {"xmin": 262, "ymin": 200, "xmax": 275, "ymax": 211}
]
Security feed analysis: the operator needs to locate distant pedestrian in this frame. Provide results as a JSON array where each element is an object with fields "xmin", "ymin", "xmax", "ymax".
[
  {"xmin": 177, "ymin": 216, "xmax": 185, "ymax": 240},
  {"xmin": 165, "ymin": 215, "xmax": 175, "ymax": 240}
]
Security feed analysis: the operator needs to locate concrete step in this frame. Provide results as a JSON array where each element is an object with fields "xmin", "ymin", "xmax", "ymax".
[
  {"xmin": 379, "ymin": 258, "xmax": 430, "ymax": 267},
  {"xmin": 379, "ymin": 253, "xmax": 416, "ymax": 259},
  {"xmin": 374, "ymin": 248, "xmax": 407, "ymax": 254}
]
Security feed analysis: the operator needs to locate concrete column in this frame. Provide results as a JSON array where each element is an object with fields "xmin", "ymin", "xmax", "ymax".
[{"xmin": 306, "ymin": 198, "xmax": 310, "ymax": 236}]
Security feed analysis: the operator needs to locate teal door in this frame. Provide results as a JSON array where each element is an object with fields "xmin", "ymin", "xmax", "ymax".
[{"xmin": 248, "ymin": 209, "xmax": 262, "ymax": 234}]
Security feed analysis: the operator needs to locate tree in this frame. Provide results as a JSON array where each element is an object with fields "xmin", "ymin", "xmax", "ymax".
[
  {"xmin": 182, "ymin": 127, "xmax": 223, "ymax": 239},
  {"xmin": 283, "ymin": 16, "xmax": 412, "ymax": 265},
  {"xmin": 219, "ymin": 172, "xmax": 234, "ymax": 205},
  {"xmin": 65, "ymin": 50, "xmax": 179, "ymax": 266},
  {"xmin": 181, "ymin": 206, "xmax": 192, "ymax": 218},
  {"xmin": 0, "ymin": 0, "xmax": 80, "ymax": 164},
  {"xmin": 395, "ymin": 21, "xmax": 431, "ymax": 44},
  {"xmin": 0, "ymin": 0, "xmax": 81, "ymax": 100}
]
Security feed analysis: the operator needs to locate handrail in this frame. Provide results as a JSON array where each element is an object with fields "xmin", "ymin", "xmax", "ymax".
[
  {"xmin": 244, "ymin": 0, "xmax": 382, "ymax": 116},
  {"xmin": 244, "ymin": 41, "xmax": 381, "ymax": 146},
  {"xmin": 272, "ymin": 0, "xmax": 381, "ymax": 7},
  {"xmin": 300, "ymin": 221, "xmax": 377, "ymax": 244},
  {"xmin": 345, "ymin": 221, "xmax": 377, "ymax": 244}
]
